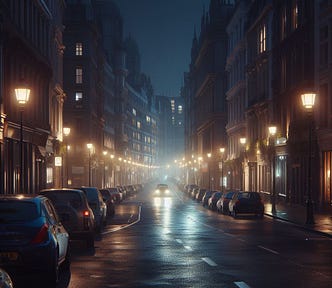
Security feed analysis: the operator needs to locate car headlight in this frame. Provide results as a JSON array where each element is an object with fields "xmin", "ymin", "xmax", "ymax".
[
  {"xmin": 155, "ymin": 189, "xmax": 160, "ymax": 194},
  {"xmin": 165, "ymin": 189, "xmax": 170, "ymax": 194}
]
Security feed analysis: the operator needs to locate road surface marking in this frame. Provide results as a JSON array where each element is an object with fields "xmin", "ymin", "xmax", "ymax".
[
  {"xmin": 234, "ymin": 281, "xmax": 251, "ymax": 288},
  {"xmin": 258, "ymin": 245, "xmax": 279, "ymax": 255},
  {"xmin": 202, "ymin": 257, "xmax": 217, "ymax": 266},
  {"xmin": 176, "ymin": 239, "xmax": 183, "ymax": 244},
  {"xmin": 101, "ymin": 205, "xmax": 141, "ymax": 235},
  {"xmin": 184, "ymin": 245, "xmax": 193, "ymax": 251}
]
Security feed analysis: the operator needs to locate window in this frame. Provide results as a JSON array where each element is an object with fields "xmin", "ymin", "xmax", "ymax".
[
  {"xmin": 76, "ymin": 42, "xmax": 83, "ymax": 56},
  {"xmin": 132, "ymin": 108, "xmax": 136, "ymax": 116},
  {"xmin": 76, "ymin": 67, "xmax": 83, "ymax": 84},
  {"xmin": 281, "ymin": 8, "xmax": 287, "ymax": 40},
  {"xmin": 75, "ymin": 92, "xmax": 83, "ymax": 102},
  {"xmin": 137, "ymin": 121, "xmax": 141, "ymax": 129},
  {"xmin": 178, "ymin": 105, "xmax": 183, "ymax": 114},
  {"xmin": 292, "ymin": 2, "xmax": 298, "ymax": 30},
  {"xmin": 258, "ymin": 24, "xmax": 266, "ymax": 53},
  {"xmin": 146, "ymin": 115, "xmax": 151, "ymax": 123},
  {"xmin": 171, "ymin": 100, "xmax": 175, "ymax": 113}
]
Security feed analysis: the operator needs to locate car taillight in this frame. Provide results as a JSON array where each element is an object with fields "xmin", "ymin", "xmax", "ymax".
[
  {"xmin": 83, "ymin": 210, "xmax": 90, "ymax": 230},
  {"xmin": 31, "ymin": 224, "xmax": 49, "ymax": 244}
]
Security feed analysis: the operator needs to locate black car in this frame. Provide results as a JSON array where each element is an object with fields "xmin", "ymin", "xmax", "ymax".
[{"xmin": 228, "ymin": 191, "xmax": 264, "ymax": 218}]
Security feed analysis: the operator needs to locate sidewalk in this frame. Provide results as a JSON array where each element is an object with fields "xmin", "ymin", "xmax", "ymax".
[{"xmin": 264, "ymin": 202, "xmax": 332, "ymax": 238}]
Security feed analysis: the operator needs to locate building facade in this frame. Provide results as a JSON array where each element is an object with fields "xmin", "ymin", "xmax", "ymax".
[
  {"xmin": 0, "ymin": 0, "xmax": 65, "ymax": 194},
  {"xmin": 184, "ymin": 0, "xmax": 235, "ymax": 190}
]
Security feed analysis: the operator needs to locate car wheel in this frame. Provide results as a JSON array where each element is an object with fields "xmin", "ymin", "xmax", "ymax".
[
  {"xmin": 63, "ymin": 244, "xmax": 71, "ymax": 271},
  {"xmin": 258, "ymin": 213, "xmax": 264, "ymax": 219},
  {"xmin": 47, "ymin": 251, "xmax": 59, "ymax": 284},
  {"xmin": 87, "ymin": 234, "xmax": 95, "ymax": 249}
]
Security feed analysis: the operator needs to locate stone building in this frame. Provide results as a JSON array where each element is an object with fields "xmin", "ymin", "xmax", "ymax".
[{"xmin": 0, "ymin": 0, "xmax": 66, "ymax": 193}]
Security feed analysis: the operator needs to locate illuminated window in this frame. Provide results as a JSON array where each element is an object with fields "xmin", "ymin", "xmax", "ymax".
[
  {"xmin": 178, "ymin": 105, "xmax": 183, "ymax": 114},
  {"xmin": 292, "ymin": 2, "xmax": 298, "ymax": 30},
  {"xmin": 137, "ymin": 121, "xmax": 141, "ymax": 129},
  {"xmin": 46, "ymin": 167, "xmax": 53, "ymax": 184},
  {"xmin": 146, "ymin": 115, "xmax": 151, "ymax": 123},
  {"xmin": 258, "ymin": 24, "xmax": 266, "ymax": 53},
  {"xmin": 132, "ymin": 108, "xmax": 136, "ymax": 116},
  {"xmin": 171, "ymin": 100, "xmax": 175, "ymax": 113},
  {"xmin": 76, "ymin": 43, "xmax": 83, "ymax": 56},
  {"xmin": 76, "ymin": 67, "xmax": 83, "ymax": 84},
  {"xmin": 75, "ymin": 92, "xmax": 83, "ymax": 102}
]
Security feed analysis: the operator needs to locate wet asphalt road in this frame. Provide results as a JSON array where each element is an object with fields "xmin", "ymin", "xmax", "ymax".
[{"xmin": 11, "ymin": 181, "xmax": 332, "ymax": 287}]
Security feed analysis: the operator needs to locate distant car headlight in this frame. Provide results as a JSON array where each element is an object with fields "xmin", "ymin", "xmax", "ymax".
[
  {"xmin": 165, "ymin": 189, "xmax": 170, "ymax": 194},
  {"xmin": 155, "ymin": 189, "xmax": 160, "ymax": 194}
]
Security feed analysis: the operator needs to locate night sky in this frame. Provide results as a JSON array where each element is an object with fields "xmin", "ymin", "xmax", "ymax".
[{"xmin": 112, "ymin": 0, "xmax": 211, "ymax": 96}]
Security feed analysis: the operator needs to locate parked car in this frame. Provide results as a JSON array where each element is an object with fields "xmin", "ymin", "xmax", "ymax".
[
  {"xmin": 0, "ymin": 268, "xmax": 14, "ymax": 288},
  {"xmin": 195, "ymin": 188, "xmax": 207, "ymax": 202},
  {"xmin": 108, "ymin": 187, "xmax": 123, "ymax": 203},
  {"xmin": 78, "ymin": 187, "xmax": 107, "ymax": 232},
  {"xmin": 0, "ymin": 194, "xmax": 70, "ymax": 284},
  {"xmin": 216, "ymin": 191, "xmax": 236, "ymax": 214},
  {"xmin": 228, "ymin": 191, "xmax": 264, "ymax": 218},
  {"xmin": 202, "ymin": 190, "xmax": 213, "ymax": 207},
  {"xmin": 208, "ymin": 191, "xmax": 222, "ymax": 210},
  {"xmin": 154, "ymin": 183, "xmax": 171, "ymax": 197},
  {"xmin": 38, "ymin": 188, "xmax": 95, "ymax": 248},
  {"xmin": 99, "ymin": 188, "xmax": 116, "ymax": 218}
]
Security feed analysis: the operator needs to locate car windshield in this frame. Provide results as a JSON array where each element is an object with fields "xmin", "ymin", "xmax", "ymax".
[
  {"xmin": 40, "ymin": 191, "xmax": 83, "ymax": 208},
  {"xmin": 0, "ymin": 201, "xmax": 39, "ymax": 222},
  {"xmin": 157, "ymin": 184, "xmax": 168, "ymax": 189}
]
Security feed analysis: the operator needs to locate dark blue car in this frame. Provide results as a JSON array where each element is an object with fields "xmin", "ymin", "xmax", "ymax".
[{"xmin": 0, "ymin": 194, "xmax": 70, "ymax": 284}]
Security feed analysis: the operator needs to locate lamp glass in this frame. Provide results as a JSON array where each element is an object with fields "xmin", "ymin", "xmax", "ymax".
[
  {"xmin": 63, "ymin": 127, "xmax": 71, "ymax": 136},
  {"xmin": 87, "ymin": 143, "xmax": 93, "ymax": 149},
  {"xmin": 240, "ymin": 138, "xmax": 246, "ymax": 144},
  {"xmin": 268, "ymin": 126, "xmax": 277, "ymax": 136},
  {"xmin": 15, "ymin": 88, "xmax": 30, "ymax": 104},
  {"xmin": 301, "ymin": 93, "xmax": 316, "ymax": 109}
]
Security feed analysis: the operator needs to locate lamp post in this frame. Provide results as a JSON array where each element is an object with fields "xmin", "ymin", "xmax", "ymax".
[
  {"xmin": 207, "ymin": 153, "xmax": 212, "ymax": 190},
  {"xmin": 301, "ymin": 92, "xmax": 316, "ymax": 225},
  {"xmin": 63, "ymin": 127, "xmax": 70, "ymax": 187},
  {"xmin": 268, "ymin": 126, "xmax": 277, "ymax": 214},
  {"xmin": 87, "ymin": 143, "xmax": 93, "ymax": 186},
  {"xmin": 15, "ymin": 87, "xmax": 30, "ymax": 193},
  {"xmin": 103, "ymin": 151, "xmax": 107, "ymax": 188},
  {"xmin": 239, "ymin": 137, "xmax": 247, "ymax": 190},
  {"xmin": 219, "ymin": 147, "xmax": 225, "ymax": 192},
  {"xmin": 110, "ymin": 154, "xmax": 115, "ymax": 187}
]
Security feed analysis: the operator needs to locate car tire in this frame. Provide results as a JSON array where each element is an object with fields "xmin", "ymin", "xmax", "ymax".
[
  {"xmin": 47, "ymin": 251, "xmax": 59, "ymax": 285},
  {"xmin": 63, "ymin": 244, "xmax": 71, "ymax": 271},
  {"xmin": 87, "ymin": 234, "xmax": 95, "ymax": 249}
]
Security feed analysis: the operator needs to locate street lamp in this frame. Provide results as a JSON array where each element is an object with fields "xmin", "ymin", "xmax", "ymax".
[
  {"xmin": 207, "ymin": 153, "xmax": 212, "ymax": 190},
  {"xmin": 103, "ymin": 151, "xmax": 107, "ymax": 188},
  {"xmin": 268, "ymin": 125, "xmax": 277, "ymax": 214},
  {"xmin": 15, "ymin": 86, "xmax": 30, "ymax": 193},
  {"xmin": 110, "ymin": 154, "xmax": 115, "ymax": 186},
  {"xmin": 63, "ymin": 127, "xmax": 71, "ymax": 187},
  {"xmin": 301, "ymin": 92, "xmax": 316, "ymax": 225},
  {"xmin": 87, "ymin": 143, "xmax": 93, "ymax": 186},
  {"xmin": 219, "ymin": 147, "xmax": 225, "ymax": 192}
]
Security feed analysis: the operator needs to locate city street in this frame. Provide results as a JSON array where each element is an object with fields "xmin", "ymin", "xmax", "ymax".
[{"xmin": 12, "ymin": 181, "xmax": 332, "ymax": 288}]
